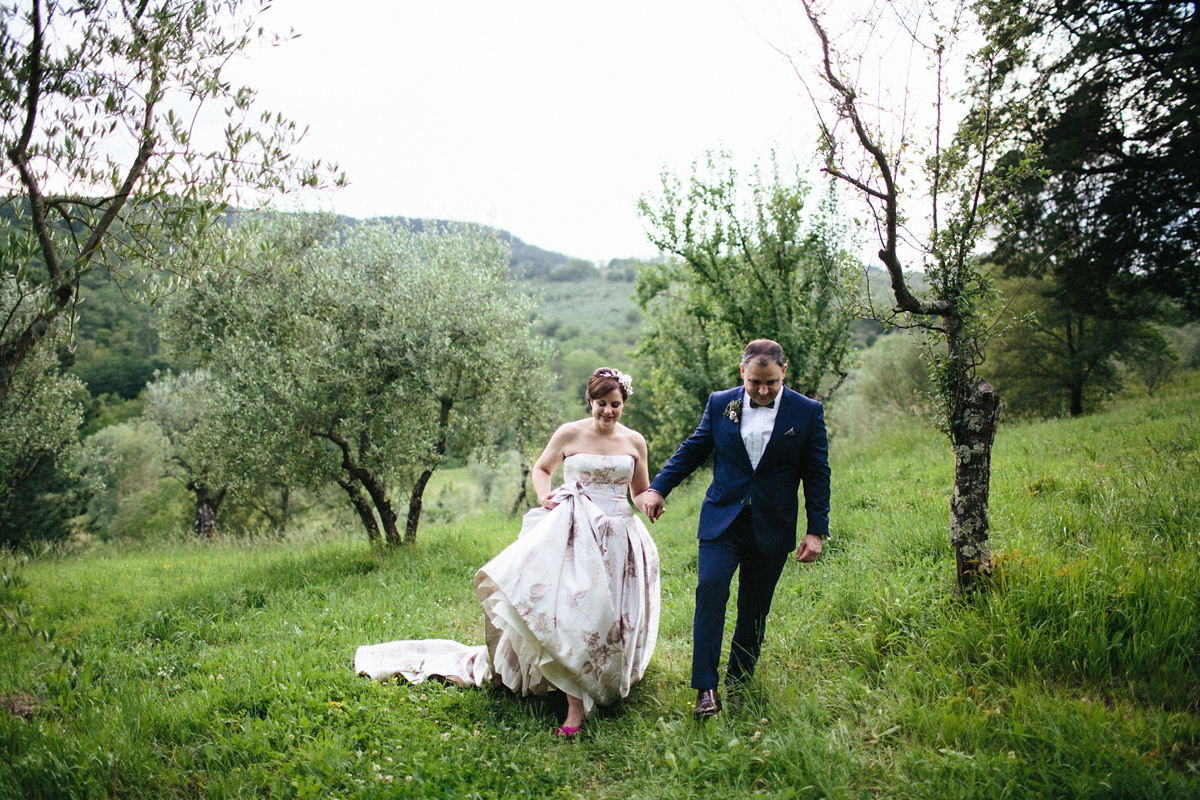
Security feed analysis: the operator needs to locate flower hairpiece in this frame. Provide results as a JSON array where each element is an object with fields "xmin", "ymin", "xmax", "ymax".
[{"xmin": 595, "ymin": 368, "xmax": 634, "ymax": 396}]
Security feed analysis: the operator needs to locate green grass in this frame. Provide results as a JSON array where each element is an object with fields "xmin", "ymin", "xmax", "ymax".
[{"xmin": 2, "ymin": 379, "xmax": 1199, "ymax": 798}]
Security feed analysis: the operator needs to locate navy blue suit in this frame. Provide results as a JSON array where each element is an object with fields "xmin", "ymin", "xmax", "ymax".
[{"xmin": 649, "ymin": 385, "xmax": 830, "ymax": 689}]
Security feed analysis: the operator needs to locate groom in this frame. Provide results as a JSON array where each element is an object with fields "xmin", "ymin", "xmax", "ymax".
[{"xmin": 638, "ymin": 339, "xmax": 830, "ymax": 719}]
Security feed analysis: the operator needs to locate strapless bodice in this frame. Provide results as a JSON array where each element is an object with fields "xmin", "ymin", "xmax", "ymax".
[{"xmin": 562, "ymin": 453, "xmax": 634, "ymax": 516}]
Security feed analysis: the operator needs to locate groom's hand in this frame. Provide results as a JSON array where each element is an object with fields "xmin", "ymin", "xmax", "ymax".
[
  {"xmin": 795, "ymin": 534, "xmax": 823, "ymax": 563},
  {"xmin": 636, "ymin": 490, "xmax": 665, "ymax": 523}
]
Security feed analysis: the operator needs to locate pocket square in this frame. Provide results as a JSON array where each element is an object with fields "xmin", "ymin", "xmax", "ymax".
[{"xmin": 784, "ymin": 428, "xmax": 796, "ymax": 436}]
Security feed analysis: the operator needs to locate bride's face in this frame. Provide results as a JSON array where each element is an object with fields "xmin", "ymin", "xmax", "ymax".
[{"xmin": 589, "ymin": 388, "xmax": 624, "ymax": 427}]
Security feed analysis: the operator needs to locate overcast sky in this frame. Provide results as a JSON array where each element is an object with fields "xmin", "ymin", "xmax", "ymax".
[{"xmin": 229, "ymin": 1, "xmax": 942, "ymax": 263}]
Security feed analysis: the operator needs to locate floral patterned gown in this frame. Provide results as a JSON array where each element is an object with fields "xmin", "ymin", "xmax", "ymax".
[{"xmin": 353, "ymin": 453, "xmax": 661, "ymax": 715}]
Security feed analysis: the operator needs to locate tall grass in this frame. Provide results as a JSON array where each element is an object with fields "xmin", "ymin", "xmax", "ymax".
[{"xmin": 2, "ymin": 380, "xmax": 1198, "ymax": 798}]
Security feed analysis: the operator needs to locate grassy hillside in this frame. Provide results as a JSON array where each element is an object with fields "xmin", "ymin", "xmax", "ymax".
[{"xmin": 2, "ymin": 379, "xmax": 1198, "ymax": 798}]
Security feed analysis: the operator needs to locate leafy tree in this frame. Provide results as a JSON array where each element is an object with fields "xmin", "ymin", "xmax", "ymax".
[
  {"xmin": 162, "ymin": 219, "xmax": 555, "ymax": 544},
  {"xmin": 852, "ymin": 332, "xmax": 935, "ymax": 419},
  {"xmin": 546, "ymin": 258, "xmax": 600, "ymax": 282},
  {"xmin": 142, "ymin": 369, "xmax": 228, "ymax": 539},
  {"xmin": 634, "ymin": 150, "xmax": 857, "ymax": 463},
  {"xmin": 0, "ymin": 0, "xmax": 341, "ymax": 405},
  {"xmin": 988, "ymin": 0, "xmax": 1198, "ymax": 311},
  {"xmin": 801, "ymin": 0, "xmax": 1042, "ymax": 591},
  {"xmin": 0, "ymin": 304, "xmax": 83, "ymax": 548},
  {"xmin": 76, "ymin": 418, "xmax": 170, "ymax": 539},
  {"xmin": 984, "ymin": 272, "xmax": 1132, "ymax": 415},
  {"xmin": 979, "ymin": 1, "xmax": 1198, "ymax": 409}
]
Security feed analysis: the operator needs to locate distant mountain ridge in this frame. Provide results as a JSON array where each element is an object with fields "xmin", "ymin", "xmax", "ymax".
[{"xmin": 340, "ymin": 214, "xmax": 579, "ymax": 279}]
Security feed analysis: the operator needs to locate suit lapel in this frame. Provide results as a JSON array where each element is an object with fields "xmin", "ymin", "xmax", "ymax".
[
  {"xmin": 756, "ymin": 387, "xmax": 795, "ymax": 471},
  {"xmin": 717, "ymin": 387, "xmax": 753, "ymax": 471}
]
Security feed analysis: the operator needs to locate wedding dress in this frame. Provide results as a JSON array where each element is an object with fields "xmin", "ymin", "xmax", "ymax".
[{"xmin": 354, "ymin": 453, "xmax": 661, "ymax": 714}]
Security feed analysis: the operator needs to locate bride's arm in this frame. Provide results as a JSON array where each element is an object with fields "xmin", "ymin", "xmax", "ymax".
[
  {"xmin": 628, "ymin": 430, "xmax": 652, "ymax": 501},
  {"xmin": 532, "ymin": 424, "xmax": 573, "ymax": 508}
]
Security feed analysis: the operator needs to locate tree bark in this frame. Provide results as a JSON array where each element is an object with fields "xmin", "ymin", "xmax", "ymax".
[
  {"xmin": 405, "ymin": 396, "xmax": 453, "ymax": 543},
  {"xmin": 318, "ymin": 431, "xmax": 401, "ymax": 544},
  {"xmin": 510, "ymin": 450, "xmax": 532, "ymax": 516},
  {"xmin": 278, "ymin": 486, "xmax": 290, "ymax": 536},
  {"xmin": 189, "ymin": 484, "xmax": 226, "ymax": 541},
  {"xmin": 338, "ymin": 478, "xmax": 380, "ymax": 542},
  {"xmin": 949, "ymin": 379, "xmax": 1001, "ymax": 592}
]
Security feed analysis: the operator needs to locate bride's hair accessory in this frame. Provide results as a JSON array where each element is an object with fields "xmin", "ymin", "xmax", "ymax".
[{"xmin": 590, "ymin": 367, "xmax": 633, "ymax": 399}]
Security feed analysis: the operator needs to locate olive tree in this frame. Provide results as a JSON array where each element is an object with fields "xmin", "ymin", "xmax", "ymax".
[
  {"xmin": 799, "ymin": 0, "xmax": 1042, "ymax": 591},
  {"xmin": 141, "ymin": 368, "xmax": 228, "ymax": 539},
  {"xmin": 0, "ymin": 0, "xmax": 341, "ymax": 405},
  {"xmin": 163, "ymin": 219, "xmax": 555, "ymax": 544},
  {"xmin": 0, "ymin": 304, "xmax": 82, "ymax": 548}
]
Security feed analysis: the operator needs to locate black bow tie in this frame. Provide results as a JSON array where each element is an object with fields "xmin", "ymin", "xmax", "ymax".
[{"xmin": 748, "ymin": 399, "xmax": 775, "ymax": 409}]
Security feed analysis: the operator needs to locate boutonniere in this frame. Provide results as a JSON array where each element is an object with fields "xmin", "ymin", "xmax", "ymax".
[{"xmin": 724, "ymin": 399, "xmax": 742, "ymax": 424}]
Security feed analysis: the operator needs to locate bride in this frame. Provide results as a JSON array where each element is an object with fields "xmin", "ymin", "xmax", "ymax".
[{"xmin": 354, "ymin": 368, "xmax": 661, "ymax": 736}]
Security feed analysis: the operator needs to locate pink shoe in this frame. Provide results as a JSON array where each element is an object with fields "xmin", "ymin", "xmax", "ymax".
[{"xmin": 554, "ymin": 724, "xmax": 582, "ymax": 738}]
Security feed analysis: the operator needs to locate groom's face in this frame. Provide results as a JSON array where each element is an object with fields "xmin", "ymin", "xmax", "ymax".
[{"xmin": 740, "ymin": 360, "xmax": 786, "ymax": 405}]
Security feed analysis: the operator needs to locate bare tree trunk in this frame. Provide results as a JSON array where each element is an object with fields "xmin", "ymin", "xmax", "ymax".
[
  {"xmin": 404, "ymin": 396, "xmax": 454, "ymax": 543},
  {"xmin": 359, "ymin": 472, "xmax": 401, "ymax": 545},
  {"xmin": 338, "ymin": 478, "xmax": 380, "ymax": 542},
  {"xmin": 510, "ymin": 450, "xmax": 531, "ymax": 516},
  {"xmin": 277, "ymin": 489, "xmax": 289, "ymax": 537},
  {"xmin": 406, "ymin": 469, "xmax": 433, "ymax": 543},
  {"xmin": 276, "ymin": 486, "xmax": 290, "ymax": 538},
  {"xmin": 189, "ymin": 484, "xmax": 226, "ymax": 541},
  {"xmin": 801, "ymin": 1, "xmax": 1027, "ymax": 595},
  {"xmin": 319, "ymin": 431, "xmax": 401, "ymax": 544},
  {"xmin": 949, "ymin": 379, "xmax": 1001, "ymax": 592}
]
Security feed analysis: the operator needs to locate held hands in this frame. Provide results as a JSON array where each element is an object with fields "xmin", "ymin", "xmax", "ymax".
[
  {"xmin": 794, "ymin": 533, "xmax": 823, "ymax": 563},
  {"xmin": 634, "ymin": 490, "xmax": 665, "ymax": 523}
]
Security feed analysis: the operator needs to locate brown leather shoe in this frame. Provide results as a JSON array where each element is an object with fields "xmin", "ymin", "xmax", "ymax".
[{"xmin": 693, "ymin": 689, "xmax": 721, "ymax": 720}]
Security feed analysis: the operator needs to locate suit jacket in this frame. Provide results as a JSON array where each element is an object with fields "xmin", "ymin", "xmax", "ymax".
[{"xmin": 648, "ymin": 385, "xmax": 830, "ymax": 554}]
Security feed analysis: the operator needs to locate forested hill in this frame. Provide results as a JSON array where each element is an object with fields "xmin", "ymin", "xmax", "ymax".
[{"xmin": 337, "ymin": 214, "xmax": 612, "ymax": 280}]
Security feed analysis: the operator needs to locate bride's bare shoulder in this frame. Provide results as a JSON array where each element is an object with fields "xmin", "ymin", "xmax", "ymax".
[{"xmin": 617, "ymin": 423, "xmax": 647, "ymax": 446}]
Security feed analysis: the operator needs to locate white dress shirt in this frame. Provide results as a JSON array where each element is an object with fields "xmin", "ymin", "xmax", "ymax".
[{"xmin": 740, "ymin": 390, "xmax": 778, "ymax": 471}]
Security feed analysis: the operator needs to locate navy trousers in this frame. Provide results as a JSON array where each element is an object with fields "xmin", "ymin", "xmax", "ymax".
[{"xmin": 691, "ymin": 506, "xmax": 789, "ymax": 690}]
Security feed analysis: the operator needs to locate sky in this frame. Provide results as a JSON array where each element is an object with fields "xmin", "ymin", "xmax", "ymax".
[{"xmin": 227, "ymin": 0, "xmax": 946, "ymax": 263}]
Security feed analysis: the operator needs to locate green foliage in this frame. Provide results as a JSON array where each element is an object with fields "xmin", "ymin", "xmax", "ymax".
[
  {"xmin": 2, "ymin": 383, "xmax": 1199, "ymax": 798},
  {"xmin": 162, "ymin": 218, "xmax": 555, "ymax": 543},
  {"xmin": 0, "ymin": 309, "xmax": 84, "ymax": 549},
  {"xmin": 978, "ymin": 1, "xmax": 1198, "ymax": 417},
  {"xmin": 828, "ymin": 332, "xmax": 935, "ymax": 440},
  {"xmin": 545, "ymin": 258, "xmax": 601, "ymax": 282},
  {"xmin": 983, "ymin": 273, "xmax": 1129, "ymax": 417},
  {"xmin": 0, "ymin": 0, "xmax": 341, "ymax": 405},
  {"xmin": 983, "ymin": 0, "xmax": 1199, "ymax": 316},
  {"xmin": 514, "ymin": 275, "xmax": 644, "ymax": 426},
  {"xmin": 64, "ymin": 269, "xmax": 173, "ymax": 400},
  {"xmin": 76, "ymin": 419, "xmax": 179, "ymax": 542},
  {"xmin": 982, "ymin": 271, "xmax": 1186, "ymax": 416},
  {"xmin": 635, "ymin": 150, "xmax": 857, "ymax": 462}
]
